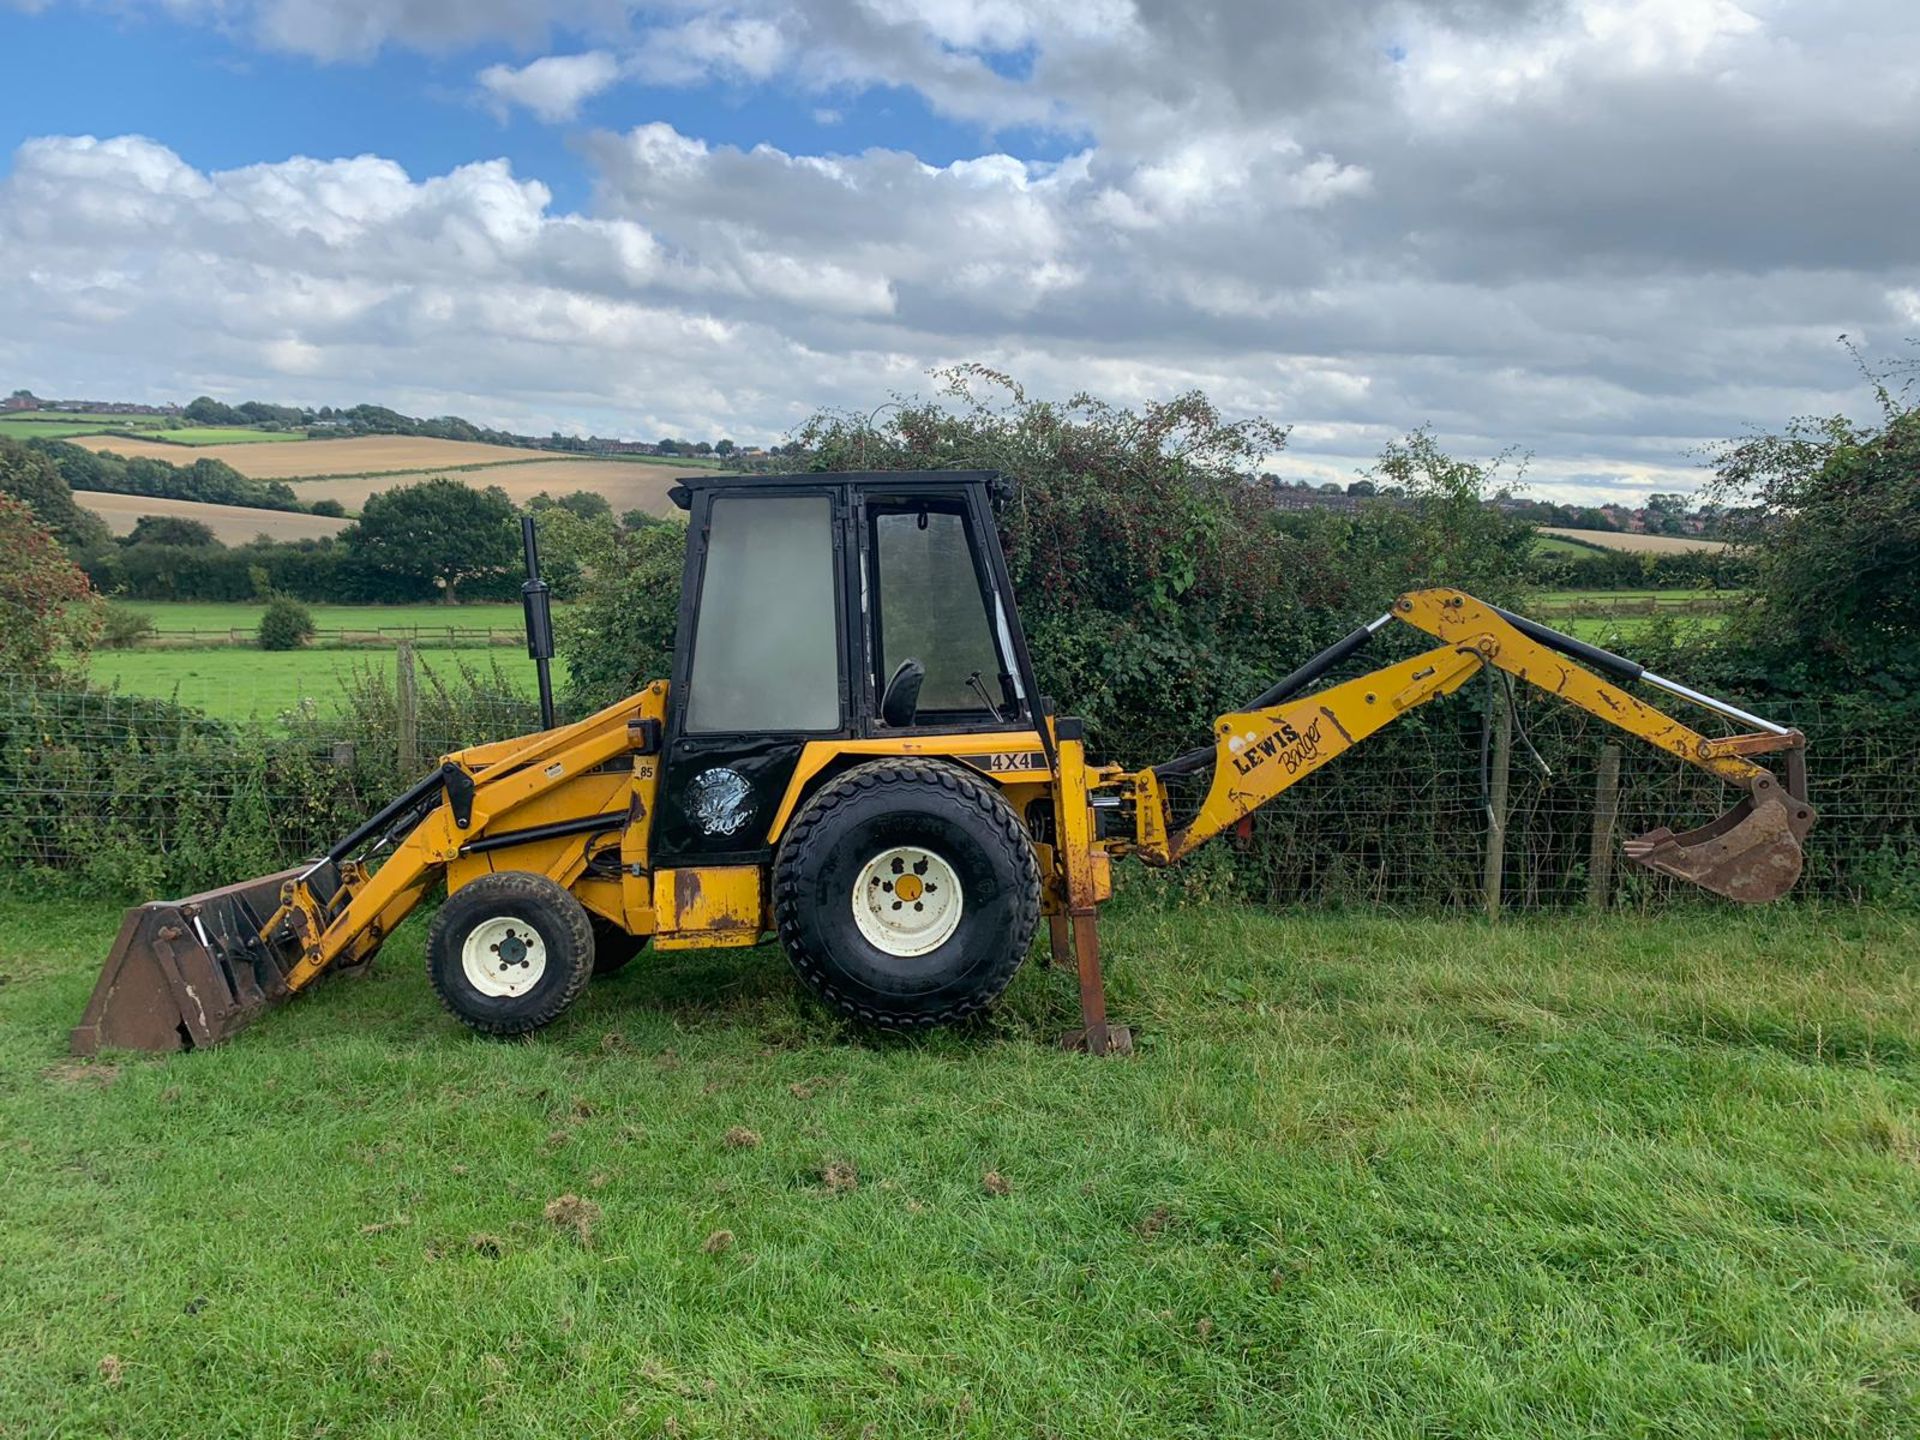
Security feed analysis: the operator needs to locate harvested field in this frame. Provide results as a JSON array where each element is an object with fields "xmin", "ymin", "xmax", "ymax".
[
  {"xmin": 1539, "ymin": 526, "xmax": 1730, "ymax": 554},
  {"xmin": 291, "ymin": 458, "xmax": 699, "ymax": 516},
  {"xmin": 77, "ymin": 492, "xmax": 350, "ymax": 543},
  {"xmin": 67, "ymin": 434, "xmax": 549, "ymax": 479}
]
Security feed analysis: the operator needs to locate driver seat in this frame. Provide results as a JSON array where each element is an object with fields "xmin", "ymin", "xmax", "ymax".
[{"xmin": 880, "ymin": 659, "xmax": 926, "ymax": 727}]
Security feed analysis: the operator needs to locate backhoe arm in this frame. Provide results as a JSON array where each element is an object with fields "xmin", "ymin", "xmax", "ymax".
[{"xmin": 1124, "ymin": 588, "xmax": 1813, "ymax": 902}]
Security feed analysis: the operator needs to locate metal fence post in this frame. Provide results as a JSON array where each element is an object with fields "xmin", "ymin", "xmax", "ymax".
[
  {"xmin": 396, "ymin": 640, "xmax": 419, "ymax": 778},
  {"xmin": 1587, "ymin": 743, "xmax": 1622, "ymax": 909},
  {"xmin": 1482, "ymin": 690, "xmax": 1512, "ymax": 920}
]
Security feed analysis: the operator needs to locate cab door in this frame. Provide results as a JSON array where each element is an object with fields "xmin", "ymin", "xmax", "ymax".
[{"xmin": 652, "ymin": 487, "xmax": 850, "ymax": 866}]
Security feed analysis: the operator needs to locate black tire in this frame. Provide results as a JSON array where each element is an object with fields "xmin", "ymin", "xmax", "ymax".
[
  {"xmin": 589, "ymin": 915, "xmax": 645, "ymax": 976},
  {"xmin": 427, "ymin": 871, "xmax": 595, "ymax": 1036},
  {"xmin": 772, "ymin": 758, "xmax": 1040, "ymax": 1031}
]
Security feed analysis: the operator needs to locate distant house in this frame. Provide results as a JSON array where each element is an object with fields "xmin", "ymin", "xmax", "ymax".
[
  {"xmin": 2, "ymin": 390, "xmax": 39, "ymax": 412},
  {"xmin": 1268, "ymin": 482, "xmax": 1404, "ymax": 515}
]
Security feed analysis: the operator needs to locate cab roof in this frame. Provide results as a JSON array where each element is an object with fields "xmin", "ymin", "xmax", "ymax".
[{"xmin": 669, "ymin": 469, "xmax": 1004, "ymax": 510}]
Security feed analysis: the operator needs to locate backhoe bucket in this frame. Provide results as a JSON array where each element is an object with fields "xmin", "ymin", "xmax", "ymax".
[
  {"xmin": 70, "ymin": 863, "xmax": 330, "ymax": 1055},
  {"xmin": 1623, "ymin": 777, "xmax": 1814, "ymax": 904}
]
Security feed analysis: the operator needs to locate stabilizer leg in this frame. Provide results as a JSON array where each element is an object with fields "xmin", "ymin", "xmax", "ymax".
[{"xmin": 1060, "ymin": 911, "xmax": 1132, "ymax": 1057}]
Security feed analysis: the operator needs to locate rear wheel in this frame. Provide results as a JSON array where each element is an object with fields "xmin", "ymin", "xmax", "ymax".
[
  {"xmin": 772, "ymin": 758, "xmax": 1039, "ymax": 1030},
  {"xmin": 428, "ymin": 871, "xmax": 594, "ymax": 1036}
]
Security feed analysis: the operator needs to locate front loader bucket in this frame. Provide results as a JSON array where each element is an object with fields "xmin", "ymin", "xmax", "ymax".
[
  {"xmin": 70, "ymin": 863, "xmax": 331, "ymax": 1055},
  {"xmin": 1623, "ymin": 776, "xmax": 1815, "ymax": 904}
]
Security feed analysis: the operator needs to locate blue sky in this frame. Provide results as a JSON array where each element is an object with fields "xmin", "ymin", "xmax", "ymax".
[
  {"xmin": 0, "ymin": 7, "xmax": 1073, "ymax": 209},
  {"xmin": 1, "ymin": 0, "xmax": 1914, "ymax": 502}
]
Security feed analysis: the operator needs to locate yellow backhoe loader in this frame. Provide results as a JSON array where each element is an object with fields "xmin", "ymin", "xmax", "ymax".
[{"xmin": 73, "ymin": 471, "xmax": 1815, "ymax": 1058}]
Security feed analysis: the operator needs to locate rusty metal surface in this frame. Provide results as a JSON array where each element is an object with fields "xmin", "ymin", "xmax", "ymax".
[
  {"xmin": 1623, "ymin": 773, "xmax": 1816, "ymax": 903},
  {"xmin": 70, "ymin": 864, "xmax": 322, "ymax": 1055}
]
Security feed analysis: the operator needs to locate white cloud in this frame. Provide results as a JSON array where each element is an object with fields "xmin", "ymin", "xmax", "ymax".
[
  {"xmin": 6, "ymin": 1, "xmax": 1920, "ymax": 498},
  {"xmin": 478, "ymin": 50, "xmax": 622, "ymax": 122}
]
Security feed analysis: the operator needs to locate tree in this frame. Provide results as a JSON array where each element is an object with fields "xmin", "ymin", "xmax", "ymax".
[
  {"xmin": 527, "ymin": 489, "xmax": 613, "ymax": 522},
  {"xmin": 1346, "ymin": 479, "xmax": 1378, "ymax": 497},
  {"xmin": 0, "ymin": 438, "xmax": 111, "ymax": 549},
  {"xmin": 1705, "ymin": 383, "xmax": 1920, "ymax": 691},
  {"xmin": 714, "ymin": 439, "xmax": 736, "ymax": 457},
  {"xmin": 1644, "ymin": 492, "xmax": 1690, "ymax": 536},
  {"xmin": 346, "ymin": 478, "xmax": 518, "ymax": 603},
  {"xmin": 126, "ymin": 514, "xmax": 218, "ymax": 548},
  {"xmin": 0, "ymin": 494, "xmax": 102, "ymax": 675},
  {"xmin": 183, "ymin": 396, "xmax": 240, "ymax": 426},
  {"xmin": 694, "ymin": 441, "xmax": 713, "ymax": 456},
  {"xmin": 308, "ymin": 498, "xmax": 347, "ymax": 518}
]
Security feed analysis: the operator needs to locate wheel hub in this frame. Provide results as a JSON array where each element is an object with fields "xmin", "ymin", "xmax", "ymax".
[
  {"xmin": 461, "ymin": 916, "xmax": 549, "ymax": 998},
  {"xmin": 852, "ymin": 846, "xmax": 963, "ymax": 958}
]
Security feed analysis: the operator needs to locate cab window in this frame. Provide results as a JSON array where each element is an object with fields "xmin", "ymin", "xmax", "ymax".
[
  {"xmin": 870, "ymin": 505, "xmax": 1007, "ymax": 718},
  {"xmin": 686, "ymin": 494, "xmax": 841, "ymax": 733}
]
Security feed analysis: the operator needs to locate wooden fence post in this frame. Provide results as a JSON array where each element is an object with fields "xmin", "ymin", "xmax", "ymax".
[
  {"xmin": 396, "ymin": 640, "xmax": 419, "ymax": 778},
  {"xmin": 1587, "ymin": 744, "xmax": 1622, "ymax": 909},
  {"xmin": 1482, "ymin": 689, "xmax": 1512, "ymax": 920}
]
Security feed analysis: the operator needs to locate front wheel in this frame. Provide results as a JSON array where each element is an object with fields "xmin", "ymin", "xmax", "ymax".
[
  {"xmin": 427, "ymin": 871, "xmax": 595, "ymax": 1036},
  {"xmin": 772, "ymin": 759, "xmax": 1040, "ymax": 1031}
]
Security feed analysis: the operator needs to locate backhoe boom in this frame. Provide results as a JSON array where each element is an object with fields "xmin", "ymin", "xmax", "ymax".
[{"xmin": 1122, "ymin": 589, "xmax": 1813, "ymax": 902}]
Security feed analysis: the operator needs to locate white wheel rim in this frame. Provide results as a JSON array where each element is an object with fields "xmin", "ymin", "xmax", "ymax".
[
  {"xmin": 852, "ymin": 846, "xmax": 963, "ymax": 958},
  {"xmin": 461, "ymin": 916, "xmax": 549, "ymax": 998}
]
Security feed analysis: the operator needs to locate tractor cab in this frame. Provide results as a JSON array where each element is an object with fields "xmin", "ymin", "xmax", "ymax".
[{"xmin": 652, "ymin": 471, "xmax": 1050, "ymax": 867}]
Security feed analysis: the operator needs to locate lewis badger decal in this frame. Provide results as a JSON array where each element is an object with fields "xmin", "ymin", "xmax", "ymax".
[{"xmin": 1226, "ymin": 712, "xmax": 1342, "ymax": 779}]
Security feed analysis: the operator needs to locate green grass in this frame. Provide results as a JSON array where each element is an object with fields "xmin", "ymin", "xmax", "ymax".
[
  {"xmin": 1539, "ymin": 588, "xmax": 1741, "ymax": 606},
  {"xmin": 88, "ymin": 646, "xmax": 543, "ymax": 719},
  {"xmin": 1532, "ymin": 534, "xmax": 1605, "ymax": 558},
  {"xmin": 0, "ymin": 415, "xmax": 173, "ymax": 440},
  {"xmin": 0, "ymin": 418, "xmax": 134, "ymax": 440},
  {"xmin": 142, "ymin": 426, "xmax": 306, "ymax": 445},
  {"xmin": 2, "ymin": 900, "xmax": 1916, "ymax": 1436},
  {"xmin": 93, "ymin": 602, "xmax": 560, "ymax": 719},
  {"xmin": 115, "ymin": 600, "xmax": 541, "ymax": 635}
]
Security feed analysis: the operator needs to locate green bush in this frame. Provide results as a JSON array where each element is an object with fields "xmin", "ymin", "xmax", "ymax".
[
  {"xmin": 258, "ymin": 594, "xmax": 315, "ymax": 651},
  {"xmin": 99, "ymin": 606, "xmax": 156, "ymax": 650}
]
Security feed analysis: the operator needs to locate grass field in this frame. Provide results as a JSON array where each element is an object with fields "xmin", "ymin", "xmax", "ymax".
[
  {"xmin": 0, "ymin": 418, "xmax": 146, "ymax": 441},
  {"xmin": 91, "ymin": 603, "xmax": 561, "ymax": 718},
  {"xmin": 0, "ymin": 412, "xmax": 173, "ymax": 442},
  {"xmin": 89, "ymin": 645, "xmax": 542, "ymax": 719},
  {"xmin": 1531, "ymin": 534, "xmax": 1604, "ymax": 558},
  {"xmin": 79, "ymin": 493, "xmax": 350, "ymax": 543},
  {"xmin": 141, "ymin": 426, "xmax": 304, "ymax": 445},
  {"xmin": 118, "ymin": 600, "xmax": 537, "ymax": 634},
  {"xmin": 3, "ymin": 900, "xmax": 1916, "ymax": 1436}
]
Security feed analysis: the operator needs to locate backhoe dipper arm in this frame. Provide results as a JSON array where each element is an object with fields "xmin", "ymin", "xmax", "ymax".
[{"xmin": 1127, "ymin": 589, "xmax": 1812, "ymax": 902}]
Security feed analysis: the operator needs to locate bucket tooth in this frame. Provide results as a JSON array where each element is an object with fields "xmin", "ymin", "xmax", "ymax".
[
  {"xmin": 1623, "ymin": 776, "xmax": 1814, "ymax": 904},
  {"xmin": 70, "ymin": 863, "xmax": 327, "ymax": 1056}
]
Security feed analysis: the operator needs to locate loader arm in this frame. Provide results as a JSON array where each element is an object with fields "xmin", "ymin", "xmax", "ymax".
[
  {"xmin": 1125, "ymin": 589, "xmax": 1813, "ymax": 901},
  {"xmin": 72, "ymin": 689, "xmax": 660, "ymax": 1055}
]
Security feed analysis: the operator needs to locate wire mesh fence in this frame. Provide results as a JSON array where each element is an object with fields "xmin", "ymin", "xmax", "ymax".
[{"xmin": 1, "ymin": 659, "xmax": 1913, "ymax": 909}]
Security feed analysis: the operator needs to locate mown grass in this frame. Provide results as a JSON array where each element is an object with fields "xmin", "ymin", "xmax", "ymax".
[
  {"xmin": 87, "ymin": 646, "xmax": 549, "ymax": 719},
  {"xmin": 87, "ymin": 602, "xmax": 565, "ymax": 719},
  {"xmin": 116, "ymin": 600, "xmax": 544, "ymax": 635},
  {"xmin": 3, "ymin": 898, "xmax": 1916, "ymax": 1437}
]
